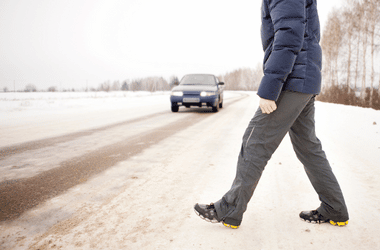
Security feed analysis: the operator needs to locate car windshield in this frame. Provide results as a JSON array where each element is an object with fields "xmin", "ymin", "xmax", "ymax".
[{"xmin": 180, "ymin": 75, "xmax": 216, "ymax": 85}]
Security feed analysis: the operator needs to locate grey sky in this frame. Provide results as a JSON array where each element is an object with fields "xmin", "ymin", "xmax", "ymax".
[{"xmin": 0, "ymin": 0, "xmax": 341, "ymax": 91}]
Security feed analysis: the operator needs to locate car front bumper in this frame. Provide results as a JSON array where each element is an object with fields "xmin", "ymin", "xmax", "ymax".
[{"xmin": 170, "ymin": 95, "xmax": 218, "ymax": 107}]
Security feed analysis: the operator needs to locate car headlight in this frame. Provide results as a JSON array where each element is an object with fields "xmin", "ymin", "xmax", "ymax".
[
  {"xmin": 171, "ymin": 91, "xmax": 183, "ymax": 96},
  {"xmin": 200, "ymin": 91, "xmax": 216, "ymax": 97}
]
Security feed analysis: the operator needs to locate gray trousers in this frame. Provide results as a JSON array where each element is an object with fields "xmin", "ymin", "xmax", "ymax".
[{"xmin": 214, "ymin": 91, "xmax": 349, "ymax": 226}]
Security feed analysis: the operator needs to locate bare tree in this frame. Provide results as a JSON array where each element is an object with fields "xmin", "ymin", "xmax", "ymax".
[
  {"xmin": 24, "ymin": 84, "xmax": 37, "ymax": 92},
  {"xmin": 111, "ymin": 81, "xmax": 120, "ymax": 91},
  {"xmin": 342, "ymin": 7, "xmax": 355, "ymax": 92},
  {"xmin": 121, "ymin": 80, "xmax": 129, "ymax": 91},
  {"xmin": 220, "ymin": 67, "xmax": 262, "ymax": 91},
  {"xmin": 169, "ymin": 75, "xmax": 179, "ymax": 88},
  {"xmin": 48, "ymin": 86, "xmax": 57, "ymax": 92},
  {"xmin": 130, "ymin": 79, "xmax": 142, "ymax": 91},
  {"xmin": 98, "ymin": 81, "xmax": 111, "ymax": 92},
  {"xmin": 367, "ymin": 0, "xmax": 380, "ymax": 104},
  {"xmin": 321, "ymin": 9, "xmax": 343, "ymax": 87},
  {"xmin": 252, "ymin": 63, "xmax": 263, "ymax": 91},
  {"xmin": 137, "ymin": 76, "xmax": 170, "ymax": 92},
  {"xmin": 353, "ymin": 1, "xmax": 364, "ymax": 92},
  {"xmin": 360, "ymin": 2, "xmax": 370, "ymax": 100},
  {"xmin": 156, "ymin": 77, "xmax": 170, "ymax": 91}
]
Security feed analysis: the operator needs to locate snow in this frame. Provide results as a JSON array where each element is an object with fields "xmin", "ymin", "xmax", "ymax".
[
  {"xmin": 0, "ymin": 91, "xmax": 168, "ymax": 115},
  {"xmin": 1, "ymin": 91, "xmax": 380, "ymax": 249},
  {"xmin": 0, "ymin": 91, "xmax": 171, "ymax": 147}
]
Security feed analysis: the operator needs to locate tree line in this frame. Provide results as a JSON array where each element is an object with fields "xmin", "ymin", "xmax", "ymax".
[
  {"xmin": 317, "ymin": 0, "xmax": 380, "ymax": 110},
  {"xmin": 218, "ymin": 64, "xmax": 263, "ymax": 91},
  {"xmin": 6, "ymin": 66, "xmax": 263, "ymax": 93},
  {"xmin": 3, "ymin": 76, "xmax": 179, "ymax": 93},
  {"xmin": 97, "ymin": 76, "xmax": 175, "ymax": 92}
]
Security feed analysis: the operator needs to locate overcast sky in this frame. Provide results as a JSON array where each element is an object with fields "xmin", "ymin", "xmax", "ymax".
[{"xmin": 0, "ymin": 0, "xmax": 342, "ymax": 91}]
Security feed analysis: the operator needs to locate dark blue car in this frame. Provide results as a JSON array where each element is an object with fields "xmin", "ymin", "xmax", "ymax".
[{"xmin": 170, "ymin": 74, "xmax": 224, "ymax": 112}]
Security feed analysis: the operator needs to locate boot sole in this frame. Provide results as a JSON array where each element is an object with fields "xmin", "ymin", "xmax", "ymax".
[
  {"xmin": 194, "ymin": 208, "xmax": 240, "ymax": 228},
  {"xmin": 330, "ymin": 220, "xmax": 349, "ymax": 226},
  {"xmin": 301, "ymin": 218, "xmax": 349, "ymax": 226},
  {"xmin": 194, "ymin": 208, "xmax": 219, "ymax": 223},
  {"xmin": 222, "ymin": 222, "xmax": 239, "ymax": 229}
]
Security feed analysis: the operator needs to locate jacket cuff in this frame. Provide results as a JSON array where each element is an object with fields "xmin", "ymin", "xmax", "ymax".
[{"xmin": 257, "ymin": 75, "xmax": 284, "ymax": 101}]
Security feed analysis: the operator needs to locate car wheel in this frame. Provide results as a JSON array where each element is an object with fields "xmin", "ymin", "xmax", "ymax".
[
  {"xmin": 212, "ymin": 98, "xmax": 220, "ymax": 112},
  {"xmin": 171, "ymin": 105, "xmax": 179, "ymax": 112}
]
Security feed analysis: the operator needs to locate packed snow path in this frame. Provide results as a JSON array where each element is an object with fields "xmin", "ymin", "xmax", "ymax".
[{"xmin": 0, "ymin": 91, "xmax": 379, "ymax": 249}]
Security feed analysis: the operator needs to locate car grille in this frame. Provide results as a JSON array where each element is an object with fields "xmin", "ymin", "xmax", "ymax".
[{"xmin": 183, "ymin": 91, "xmax": 201, "ymax": 95}]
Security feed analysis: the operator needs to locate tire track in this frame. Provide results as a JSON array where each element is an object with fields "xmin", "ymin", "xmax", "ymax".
[
  {"xmin": 0, "ymin": 111, "xmax": 168, "ymax": 159},
  {"xmin": 0, "ymin": 92, "xmax": 249, "ymax": 222},
  {"xmin": 0, "ymin": 113, "xmax": 203, "ymax": 222},
  {"xmin": 0, "ymin": 92, "xmax": 248, "ymax": 160}
]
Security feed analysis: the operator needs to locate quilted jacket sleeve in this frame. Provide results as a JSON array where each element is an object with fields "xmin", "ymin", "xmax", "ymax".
[{"xmin": 258, "ymin": 0, "xmax": 306, "ymax": 101}]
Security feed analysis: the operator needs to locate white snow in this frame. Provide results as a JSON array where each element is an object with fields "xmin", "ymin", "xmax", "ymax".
[
  {"xmin": 0, "ymin": 91, "xmax": 171, "ymax": 147},
  {"xmin": 1, "ymin": 91, "xmax": 380, "ymax": 249}
]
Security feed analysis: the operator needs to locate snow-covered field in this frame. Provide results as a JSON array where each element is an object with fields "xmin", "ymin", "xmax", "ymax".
[
  {"xmin": 0, "ymin": 91, "xmax": 171, "ymax": 147},
  {"xmin": 1, "ymin": 91, "xmax": 380, "ymax": 250}
]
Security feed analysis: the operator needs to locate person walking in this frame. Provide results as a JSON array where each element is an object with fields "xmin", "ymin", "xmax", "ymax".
[{"xmin": 194, "ymin": 0, "xmax": 349, "ymax": 229}]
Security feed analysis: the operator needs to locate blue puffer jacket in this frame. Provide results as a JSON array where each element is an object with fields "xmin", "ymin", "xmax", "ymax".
[{"xmin": 258, "ymin": 0, "xmax": 322, "ymax": 101}]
